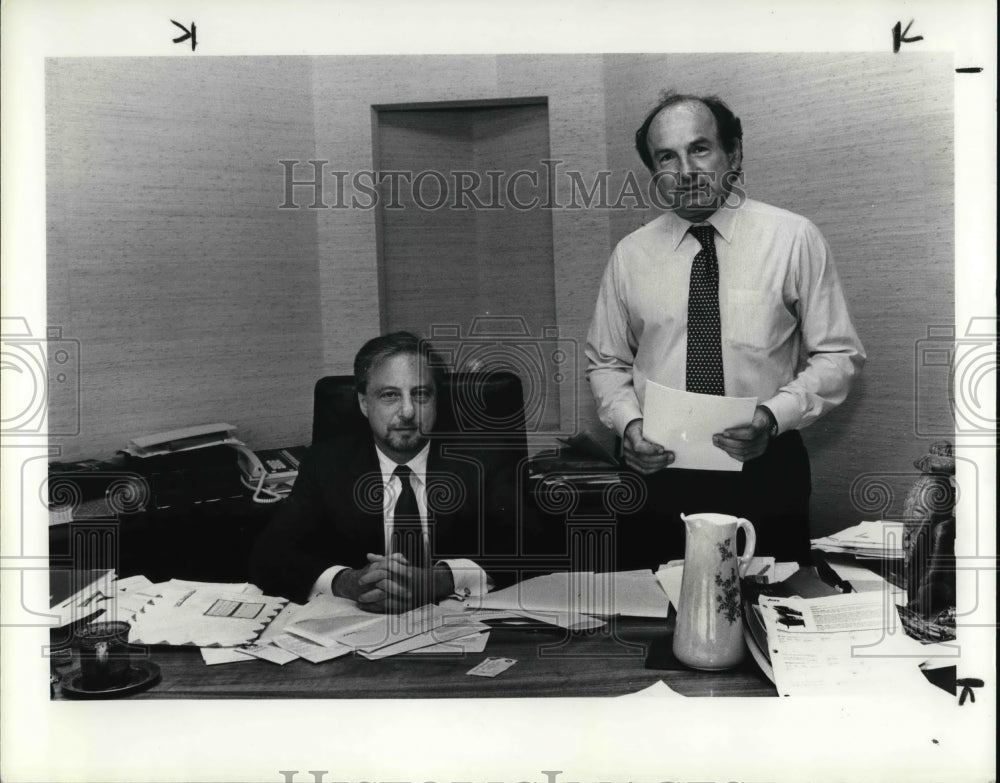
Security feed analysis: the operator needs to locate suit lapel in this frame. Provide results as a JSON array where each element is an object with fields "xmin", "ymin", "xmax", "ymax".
[
  {"xmin": 339, "ymin": 436, "xmax": 386, "ymax": 554},
  {"xmin": 425, "ymin": 440, "xmax": 479, "ymax": 556}
]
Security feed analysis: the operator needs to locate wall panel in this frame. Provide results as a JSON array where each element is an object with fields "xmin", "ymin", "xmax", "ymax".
[{"xmin": 47, "ymin": 57, "xmax": 322, "ymax": 459}]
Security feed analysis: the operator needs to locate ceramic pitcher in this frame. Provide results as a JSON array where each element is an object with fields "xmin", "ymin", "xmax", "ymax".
[{"xmin": 672, "ymin": 512, "xmax": 757, "ymax": 670}]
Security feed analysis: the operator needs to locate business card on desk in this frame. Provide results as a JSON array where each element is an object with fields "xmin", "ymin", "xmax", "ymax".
[{"xmin": 467, "ymin": 657, "xmax": 517, "ymax": 678}]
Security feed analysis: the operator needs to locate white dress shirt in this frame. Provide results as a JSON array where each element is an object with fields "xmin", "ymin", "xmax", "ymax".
[
  {"xmin": 310, "ymin": 442, "xmax": 488, "ymax": 600},
  {"xmin": 586, "ymin": 196, "xmax": 866, "ymax": 437}
]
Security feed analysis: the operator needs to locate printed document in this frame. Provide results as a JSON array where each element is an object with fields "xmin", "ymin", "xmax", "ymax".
[
  {"xmin": 642, "ymin": 380, "xmax": 757, "ymax": 471},
  {"xmin": 470, "ymin": 570, "xmax": 669, "ymax": 618},
  {"xmin": 759, "ymin": 593, "xmax": 958, "ymax": 699}
]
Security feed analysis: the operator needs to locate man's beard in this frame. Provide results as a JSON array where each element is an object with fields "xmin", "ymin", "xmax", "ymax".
[{"xmin": 386, "ymin": 425, "xmax": 427, "ymax": 455}]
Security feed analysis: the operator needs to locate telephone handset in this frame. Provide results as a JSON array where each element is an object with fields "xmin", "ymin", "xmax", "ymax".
[{"xmin": 233, "ymin": 444, "xmax": 301, "ymax": 504}]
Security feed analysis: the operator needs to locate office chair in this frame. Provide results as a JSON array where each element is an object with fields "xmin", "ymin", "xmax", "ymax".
[
  {"xmin": 312, "ymin": 370, "xmax": 529, "ymax": 463},
  {"xmin": 311, "ymin": 370, "xmax": 562, "ymax": 566}
]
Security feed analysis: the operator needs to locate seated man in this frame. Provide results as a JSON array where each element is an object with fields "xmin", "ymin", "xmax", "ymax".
[{"xmin": 250, "ymin": 332, "xmax": 530, "ymax": 610}]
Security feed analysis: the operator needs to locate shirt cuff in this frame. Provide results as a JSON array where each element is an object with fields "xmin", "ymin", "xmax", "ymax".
[
  {"xmin": 612, "ymin": 400, "xmax": 645, "ymax": 439},
  {"xmin": 759, "ymin": 392, "xmax": 801, "ymax": 435},
  {"xmin": 310, "ymin": 565, "xmax": 349, "ymax": 600},
  {"xmin": 439, "ymin": 558, "xmax": 490, "ymax": 598}
]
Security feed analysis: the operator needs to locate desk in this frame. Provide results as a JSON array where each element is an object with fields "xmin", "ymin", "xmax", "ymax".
[{"xmin": 51, "ymin": 617, "xmax": 775, "ymax": 699}]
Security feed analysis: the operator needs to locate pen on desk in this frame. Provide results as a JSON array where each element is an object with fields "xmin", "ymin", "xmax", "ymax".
[{"xmin": 813, "ymin": 554, "xmax": 853, "ymax": 593}]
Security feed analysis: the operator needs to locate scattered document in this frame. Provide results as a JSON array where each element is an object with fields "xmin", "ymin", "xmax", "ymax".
[
  {"xmin": 604, "ymin": 571, "xmax": 672, "ymax": 617},
  {"xmin": 282, "ymin": 595, "xmax": 491, "ymax": 660},
  {"xmin": 102, "ymin": 592, "xmax": 156, "ymax": 624},
  {"xmin": 283, "ymin": 593, "xmax": 381, "ymax": 647},
  {"xmin": 497, "ymin": 609, "xmax": 606, "ymax": 631},
  {"xmin": 470, "ymin": 570, "xmax": 669, "ymax": 618},
  {"xmin": 771, "ymin": 562, "xmax": 801, "ymax": 582},
  {"xmin": 822, "ymin": 559, "xmax": 907, "ymax": 605},
  {"xmin": 199, "ymin": 604, "xmax": 352, "ymax": 665},
  {"xmin": 357, "ymin": 621, "xmax": 488, "ymax": 660},
  {"xmin": 642, "ymin": 380, "xmax": 757, "ymax": 471},
  {"xmin": 655, "ymin": 562, "xmax": 684, "ymax": 609},
  {"xmin": 337, "ymin": 604, "xmax": 451, "ymax": 652},
  {"xmin": 115, "ymin": 575, "xmax": 154, "ymax": 593},
  {"xmin": 128, "ymin": 583, "xmax": 286, "ymax": 647},
  {"xmin": 759, "ymin": 593, "xmax": 955, "ymax": 699},
  {"xmin": 447, "ymin": 606, "xmax": 605, "ymax": 631},
  {"xmin": 255, "ymin": 601, "xmax": 304, "ymax": 645},
  {"xmin": 242, "ymin": 643, "xmax": 298, "ymax": 665},
  {"xmin": 405, "ymin": 631, "xmax": 490, "ymax": 655},
  {"xmin": 811, "ymin": 521, "xmax": 905, "ymax": 560},
  {"xmin": 165, "ymin": 578, "xmax": 263, "ymax": 596},
  {"xmin": 273, "ymin": 632, "xmax": 352, "ymax": 663}
]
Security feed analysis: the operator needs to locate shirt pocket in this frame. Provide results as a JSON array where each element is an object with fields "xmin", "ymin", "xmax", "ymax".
[{"xmin": 724, "ymin": 288, "xmax": 792, "ymax": 351}]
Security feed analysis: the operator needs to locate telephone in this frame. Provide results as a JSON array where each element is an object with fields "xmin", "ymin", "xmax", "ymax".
[
  {"xmin": 234, "ymin": 444, "xmax": 302, "ymax": 504},
  {"xmin": 122, "ymin": 423, "xmax": 301, "ymax": 505}
]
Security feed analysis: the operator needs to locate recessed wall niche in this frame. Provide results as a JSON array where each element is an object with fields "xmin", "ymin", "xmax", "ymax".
[{"xmin": 372, "ymin": 98, "xmax": 560, "ymax": 428}]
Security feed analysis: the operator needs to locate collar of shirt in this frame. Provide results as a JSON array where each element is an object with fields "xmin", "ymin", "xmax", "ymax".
[
  {"xmin": 662, "ymin": 190, "xmax": 742, "ymax": 251},
  {"xmin": 374, "ymin": 440, "xmax": 430, "ymax": 486},
  {"xmin": 373, "ymin": 441, "xmax": 430, "ymax": 525}
]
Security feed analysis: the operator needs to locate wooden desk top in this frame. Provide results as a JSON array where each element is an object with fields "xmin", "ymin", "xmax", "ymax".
[{"xmin": 53, "ymin": 618, "xmax": 776, "ymax": 699}]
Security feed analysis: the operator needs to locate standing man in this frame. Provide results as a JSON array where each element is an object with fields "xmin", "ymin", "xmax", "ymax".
[
  {"xmin": 586, "ymin": 92, "xmax": 865, "ymax": 567},
  {"xmin": 250, "ymin": 332, "xmax": 527, "ymax": 609}
]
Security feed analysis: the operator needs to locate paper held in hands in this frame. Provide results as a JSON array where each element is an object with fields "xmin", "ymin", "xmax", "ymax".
[{"xmin": 642, "ymin": 380, "xmax": 757, "ymax": 472}]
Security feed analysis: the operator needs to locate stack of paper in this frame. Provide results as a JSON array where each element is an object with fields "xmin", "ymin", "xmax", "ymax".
[
  {"xmin": 281, "ymin": 593, "xmax": 382, "ymax": 647},
  {"xmin": 347, "ymin": 607, "xmax": 489, "ymax": 660},
  {"xmin": 811, "ymin": 521, "xmax": 905, "ymax": 560},
  {"xmin": 281, "ymin": 597, "xmax": 489, "ymax": 660},
  {"xmin": 199, "ymin": 601, "xmax": 345, "ymax": 665},
  {"xmin": 202, "ymin": 597, "xmax": 492, "ymax": 665},
  {"xmin": 759, "ymin": 592, "xmax": 957, "ymax": 700},
  {"xmin": 121, "ymin": 423, "xmax": 241, "ymax": 458}
]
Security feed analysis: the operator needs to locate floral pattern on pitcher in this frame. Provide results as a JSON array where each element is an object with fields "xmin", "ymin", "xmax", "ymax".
[{"xmin": 715, "ymin": 569, "xmax": 741, "ymax": 624}]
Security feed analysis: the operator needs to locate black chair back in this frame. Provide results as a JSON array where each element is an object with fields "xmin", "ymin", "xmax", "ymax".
[{"xmin": 312, "ymin": 371, "xmax": 528, "ymax": 463}]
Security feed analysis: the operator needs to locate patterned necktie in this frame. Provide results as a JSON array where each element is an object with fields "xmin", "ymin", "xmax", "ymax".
[
  {"xmin": 685, "ymin": 224, "xmax": 725, "ymax": 396},
  {"xmin": 390, "ymin": 465, "xmax": 427, "ymax": 568}
]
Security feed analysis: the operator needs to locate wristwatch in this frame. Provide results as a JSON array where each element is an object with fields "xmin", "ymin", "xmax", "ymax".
[{"xmin": 759, "ymin": 406, "xmax": 779, "ymax": 439}]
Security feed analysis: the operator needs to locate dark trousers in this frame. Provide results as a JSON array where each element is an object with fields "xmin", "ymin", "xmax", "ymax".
[{"xmin": 613, "ymin": 431, "xmax": 812, "ymax": 570}]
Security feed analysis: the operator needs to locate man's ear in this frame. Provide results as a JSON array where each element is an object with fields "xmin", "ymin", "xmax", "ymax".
[
  {"xmin": 358, "ymin": 392, "xmax": 369, "ymax": 419},
  {"xmin": 728, "ymin": 139, "xmax": 743, "ymax": 172}
]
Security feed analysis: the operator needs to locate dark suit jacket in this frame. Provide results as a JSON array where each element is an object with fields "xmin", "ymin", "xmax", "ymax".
[{"xmin": 249, "ymin": 433, "xmax": 540, "ymax": 602}]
